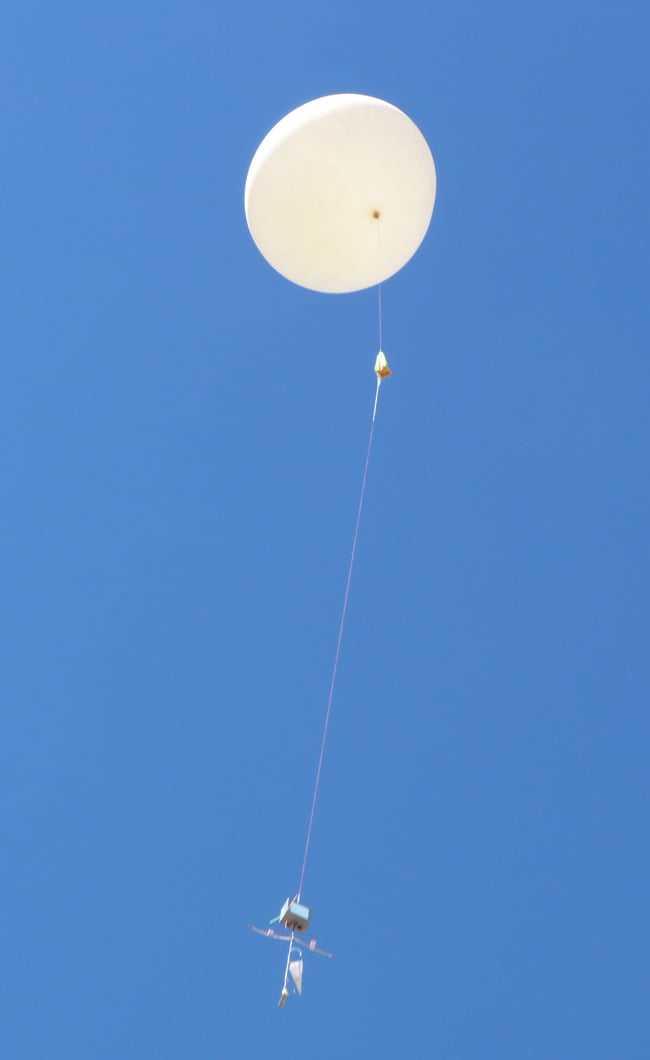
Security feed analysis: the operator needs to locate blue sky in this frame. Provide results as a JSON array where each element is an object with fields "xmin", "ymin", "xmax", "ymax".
[{"xmin": 2, "ymin": 2, "xmax": 649, "ymax": 1057}]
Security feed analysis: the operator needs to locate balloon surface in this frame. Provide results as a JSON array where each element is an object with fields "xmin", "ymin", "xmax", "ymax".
[{"xmin": 245, "ymin": 94, "xmax": 436, "ymax": 293}]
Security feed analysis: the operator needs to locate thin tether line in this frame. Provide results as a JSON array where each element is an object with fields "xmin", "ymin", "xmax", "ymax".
[{"xmin": 297, "ymin": 378, "xmax": 382, "ymax": 898}]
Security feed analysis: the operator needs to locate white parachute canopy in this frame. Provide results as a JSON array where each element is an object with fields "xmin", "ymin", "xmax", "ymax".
[{"xmin": 245, "ymin": 94, "xmax": 436, "ymax": 294}]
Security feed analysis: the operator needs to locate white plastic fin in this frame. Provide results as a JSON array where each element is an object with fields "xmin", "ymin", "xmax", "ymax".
[{"xmin": 289, "ymin": 959, "xmax": 303, "ymax": 995}]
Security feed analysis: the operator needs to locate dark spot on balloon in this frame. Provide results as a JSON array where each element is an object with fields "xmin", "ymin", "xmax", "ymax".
[{"xmin": 372, "ymin": 209, "xmax": 381, "ymax": 219}]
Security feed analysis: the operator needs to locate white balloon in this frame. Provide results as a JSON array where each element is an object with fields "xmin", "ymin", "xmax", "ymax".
[{"xmin": 245, "ymin": 94, "xmax": 436, "ymax": 294}]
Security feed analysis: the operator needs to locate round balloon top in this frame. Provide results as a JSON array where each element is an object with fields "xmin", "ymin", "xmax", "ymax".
[{"xmin": 245, "ymin": 94, "xmax": 436, "ymax": 294}]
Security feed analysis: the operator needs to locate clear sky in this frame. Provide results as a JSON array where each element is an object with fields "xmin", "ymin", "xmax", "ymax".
[{"xmin": 3, "ymin": 2, "xmax": 649, "ymax": 1057}]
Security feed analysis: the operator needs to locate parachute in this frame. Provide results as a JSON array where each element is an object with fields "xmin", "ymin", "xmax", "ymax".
[{"xmin": 375, "ymin": 351, "xmax": 392, "ymax": 379}]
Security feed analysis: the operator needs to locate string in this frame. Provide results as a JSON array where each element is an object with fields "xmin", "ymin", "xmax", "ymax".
[{"xmin": 297, "ymin": 379, "xmax": 381, "ymax": 897}]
